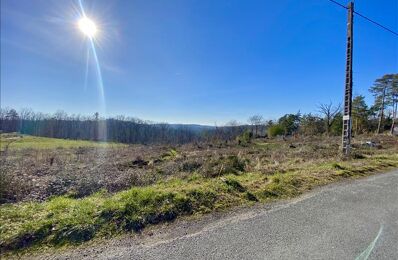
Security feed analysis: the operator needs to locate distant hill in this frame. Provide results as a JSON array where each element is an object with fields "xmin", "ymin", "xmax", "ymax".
[{"xmin": 168, "ymin": 124, "xmax": 216, "ymax": 133}]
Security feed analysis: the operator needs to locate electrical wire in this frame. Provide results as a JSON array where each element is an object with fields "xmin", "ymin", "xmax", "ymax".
[
  {"xmin": 353, "ymin": 11, "xmax": 398, "ymax": 37},
  {"xmin": 328, "ymin": 0, "xmax": 348, "ymax": 10},
  {"xmin": 327, "ymin": 0, "xmax": 398, "ymax": 37}
]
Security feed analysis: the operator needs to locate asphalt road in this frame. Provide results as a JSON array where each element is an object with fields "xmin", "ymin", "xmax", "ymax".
[{"xmin": 43, "ymin": 170, "xmax": 398, "ymax": 260}]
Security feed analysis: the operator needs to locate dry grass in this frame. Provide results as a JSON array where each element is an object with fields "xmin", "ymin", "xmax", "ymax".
[
  {"xmin": 0, "ymin": 133, "xmax": 397, "ymax": 253},
  {"xmin": 1, "ymin": 133, "xmax": 397, "ymax": 203}
]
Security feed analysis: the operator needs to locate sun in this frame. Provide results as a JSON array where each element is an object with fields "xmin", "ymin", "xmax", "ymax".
[{"xmin": 78, "ymin": 17, "xmax": 97, "ymax": 37}]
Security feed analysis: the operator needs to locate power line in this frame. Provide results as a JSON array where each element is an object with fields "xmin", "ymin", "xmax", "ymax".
[
  {"xmin": 353, "ymin": 11, "xmax": 398, "ymax": 37},
  {"xmin": 328, "ymin": 0, "xmax": 347, "ymax": 10},
  {"xmin": 327, "ymin": 0, "xmax": 398, "ymax": 37}
]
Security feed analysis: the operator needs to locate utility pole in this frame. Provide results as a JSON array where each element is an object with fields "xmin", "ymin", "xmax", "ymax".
[{"xmin": 342, "ymin": 2, "xmax": 354, "ymax": 156}]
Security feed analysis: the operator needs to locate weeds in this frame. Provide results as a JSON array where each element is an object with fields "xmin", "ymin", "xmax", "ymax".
[
  {"xmin": 202, "ymin": 155, "xmax": 247, "ymax": 178},
  {"xmin": 0, "ymin": 134, "xmax": 397, "ymax": 253},
  {"xmin": 161, "ymin": 148, "xmax": 179, "ymax": 160},
  {"xmin": 224, "ymin": 178, "xmax": 246, "ymax": 192},
  {"xmin": 180, "ymin": 160, "xmax": 202, "ymax": 172}
]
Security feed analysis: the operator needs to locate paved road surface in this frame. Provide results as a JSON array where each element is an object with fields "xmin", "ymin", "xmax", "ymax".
[{"xmin": 45, "ymin": 170, "xmax": 398, "ymax": 260}]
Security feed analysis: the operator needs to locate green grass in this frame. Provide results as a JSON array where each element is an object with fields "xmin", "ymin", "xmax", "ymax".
[
  {"xmin": 0, "ymin": 134, "xmax": 125, "ymax": 150},
  {"xmin": 1, "ymin": 152, "xmax": 397, "ymax": 254}
]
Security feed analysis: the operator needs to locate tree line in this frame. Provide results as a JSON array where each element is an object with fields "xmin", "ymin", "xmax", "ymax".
[
  {"xmin": 255, "ymin": 74, "xmax": 398, "ymax": 136},
  {"xmin": 0, "ymin": 109, "xmax": 201, "ymax": 144},
  {"xmin": 1, "ymin": 74, "xmax": 397, "ymax": 144},
  {"xmin": 244, "ymin": 74, "xmax": 398, "ymax": 138}
]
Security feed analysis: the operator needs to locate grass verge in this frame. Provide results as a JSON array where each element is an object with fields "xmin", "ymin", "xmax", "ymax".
[{"xmin": 1, "ymin": 153, "xmax": 398, "ymax": 254}]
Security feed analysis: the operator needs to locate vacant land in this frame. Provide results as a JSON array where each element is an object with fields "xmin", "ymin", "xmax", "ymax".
[
  {"xmin": 0, "ymin": 133, "xmax": 397, "ymax": 254},
  {"xmin": 0, "ymin": 134, "xmax": 125, "ymax": 150}
]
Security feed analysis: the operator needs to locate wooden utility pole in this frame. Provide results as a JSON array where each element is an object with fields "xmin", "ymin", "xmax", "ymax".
[{"xmin": 342, "ymin": 2, "xmax": 354, "ymax": 156}]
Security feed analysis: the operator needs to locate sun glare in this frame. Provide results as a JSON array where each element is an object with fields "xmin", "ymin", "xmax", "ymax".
[{"xmin": 78, "ymin": 17, "xmax": 97, "ymax": 37}]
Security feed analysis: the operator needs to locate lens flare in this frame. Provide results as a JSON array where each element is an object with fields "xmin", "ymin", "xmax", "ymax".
[
  {"xmin": 78, "ymin": 17, "xmax": 97, "ymax": 37},
  {"xmin": 78, "ymin": 0, "xmax": 107, "ymax": 141}
]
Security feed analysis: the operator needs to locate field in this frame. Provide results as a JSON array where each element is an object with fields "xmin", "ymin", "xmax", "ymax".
[
  {"xmin": 1, "ymin": 133, "xmax": 397, "ymax": 254},
  {"xmin": 0, "ymin": 133, "xmax": 125, "ymax": 150}
]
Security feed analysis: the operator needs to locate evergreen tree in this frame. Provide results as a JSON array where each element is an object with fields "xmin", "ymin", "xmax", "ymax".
[
  {"xmin": 370, "ymin": 74, "xmax": 394, "ymax": 134},
  {"xmin": 388, "ymin": 74, "xmax": 398, "ymax": 134},
  {"xmin": 352, "ymin": 95, "xmax": 369, "ymax": 135}
]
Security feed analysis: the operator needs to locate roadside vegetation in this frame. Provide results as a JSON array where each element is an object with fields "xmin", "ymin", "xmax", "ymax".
[{"xmin": 1, "ymin": 133, "xmax": 397, "ymax": 254}]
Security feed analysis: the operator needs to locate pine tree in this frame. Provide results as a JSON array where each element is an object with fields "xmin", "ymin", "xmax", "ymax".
[
  {"xmin": 370, "ymin": 74, "xmax": 393, "ymax": 134},
  {"xmin": 388, "ymin": 74, "xmax": 398, "ymax": 134}
]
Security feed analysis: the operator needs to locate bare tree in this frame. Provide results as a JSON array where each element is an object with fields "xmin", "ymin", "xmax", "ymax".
[
  {"xmin": 159, "ymin": 123, "xmax": 169, "ymax": 144},
  {"xmin": 318, "ymin": 102, "xmax": 341, "ymax": 136},
  {"xmin": 225, "ymin": 120, "xmax": 242, "ymax": 140},
  {"xmin": 248, "ymin": 115, "xmax": 263, "ymax": 137},
  {"xmin": 225, "ymin": 120, "xmax": 239, "ymax": 127}
]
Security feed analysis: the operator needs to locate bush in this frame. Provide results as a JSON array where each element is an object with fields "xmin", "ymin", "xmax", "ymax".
[
  {"xmin": 180, "ymin": 160, "xmax": 202, "ymax": 172},
  {"xmin": 201, "ymin": 155, "xmax": 247, "ymax": 178},
  {"xmin": 236, "ymin": 130, "xmax": 252, "ymax": 144},
  {"xmin": 245, "ymin": 192, "xmax": 258, "ymax": 201},
  {"xmin": 224, "ymin": 178, "xmax": 246, "ymax": 192},
  {"xmin": 224, "ymin": 155, "xmax": 246, "ymax": 173},
  {"xmin": 268, "ymin": 124, "xmax": 284, "ymax": 137},
  {"xmin": 161, "ymin": 148, "xmax": 179, "ymax": 160}
]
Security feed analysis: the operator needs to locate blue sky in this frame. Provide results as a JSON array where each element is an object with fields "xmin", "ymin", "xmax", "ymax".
[{"xmin": 1, "ymin": 0, "xmax": 397, "ymax": 125}]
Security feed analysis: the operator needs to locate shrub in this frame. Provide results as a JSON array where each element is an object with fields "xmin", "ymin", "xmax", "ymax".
[
  {"xmin": 201, "ymin": 155, "xmax": 247, "ymax": 178},
  {"xmin": 224, "ymin": 155, "xmax": 246, "ymax": 173},
  {"xmin": 161, "ymin": 148, "xmax": 179, "ymax": 160},
  {"xmin": 268, "ymin": 124, "xmax": 284, "ymax": 137},
  {"xmin": 245, "ymin": 192, "xmax": 258, "ymax": 201},
  {"xmin": 332, "ymin": 163, "xmax": 345, "ymax": 170},
  {"xmin": 352, "ymin": 152, "xmax": 366, "ymax": 159},
  {"xmin": 224, "ymin": 178, "xmax": 246, "ymax": 192},
  {"xmin": 236, "ymin": 130, "xmax": 253, "ymax": 144},
  {"xmin": 180, "ymin": 160, "xmax": 202, "ymax": 172}
]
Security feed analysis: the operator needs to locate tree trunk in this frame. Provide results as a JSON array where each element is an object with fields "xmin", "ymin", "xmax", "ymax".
[
  {"xmin": 377, "ymin": 109, "xmax": 384, "ymax": 134},
  {"xmin": 391, "ymin": 100, "xmax": 397, "ymax": 135},
  {"xmin": 354, "ymin": 118, "xmax": 358, "ymax": 136},
  {"xmin": 376, "ymin": 88, "xmax": 386, "ymax": 134}
]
